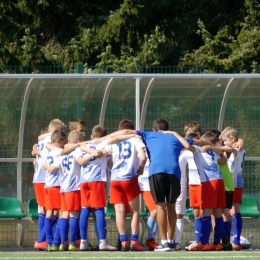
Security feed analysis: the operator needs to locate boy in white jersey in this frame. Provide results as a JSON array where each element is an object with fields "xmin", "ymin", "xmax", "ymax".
[
  {"xmin": 41, "ymin": 130, "xmax": 67, "ymax": 251},
  {"xmin": 102, "ymin": 120, "xmax": 147, "ymax": 251},
  {"xmin": 179, "ymin": 122, "xmax": 203, "ymax": 250},
  {"xmin": 57, "ymin": 130, "xmax": 85, "ymax": 251},
  {"xmin": 220, "ymin": 127, "xmax": 245, "ymax": 251},
  {"xmin": 177, "ymin": 132, "xmax": 200, "ymax": 251},
  {"xmin": 32, "ymin": 119, "xmax": 66, "ymax": 250},
  {"xmin": 77, "ymin": 125, "xmax": 118, "ymax": 251},
  {"xmin": 188, "ymin": 132, "xmax": 227, "ymax": 251}
]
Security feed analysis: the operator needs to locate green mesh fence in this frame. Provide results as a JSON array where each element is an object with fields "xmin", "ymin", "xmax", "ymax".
[{"xmin": 0, "ymin": 71, "xmax": 260, "ymax": 248}]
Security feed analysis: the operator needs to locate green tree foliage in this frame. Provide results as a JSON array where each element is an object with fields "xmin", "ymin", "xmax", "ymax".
[
  {"xmin": 181, "ymin": 0, "xmax": 260, "ymax": 72},
  {"xmin": 1, "ymin": 0, "xmax": 260, "ymax": 70}
]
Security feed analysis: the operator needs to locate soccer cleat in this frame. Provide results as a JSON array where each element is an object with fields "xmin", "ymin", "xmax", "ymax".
[
  {"xmin": 75, "ymin": 239, "xmax": 81, "ymax": 247},
  {"xmin": 188, "ymin": 242, "xmax": 209, "ymax": 251},
  {"xmin": 99, "ymin": 240, "xmax": 117, "ymax": 251},
  {"xmin": 121, "ymin": 241, "xmax": 130, "ymax": 251},
  {"xmin": 208, "ymin": 243, "xmax": 222, "ymax": 251},
  {"xmin": 130, "ymin": 241, "xmax": 143, "ymax": 251},
  {"xmin": 50, "ymin": 245, "xmax": 59, "ymax": 251},
  {"xmin": 154, "ymin": 243, "xmax": 171, "ymax": 252},
  {"xmin": 174, "ymin": 242, "xmax": 182, "ymax": 251},
  {"xmin": 145, "ymin": 237, "xmax": 158, "ymax": 251},
  {"xmin": 69, "ymin": 243, "xmax": 80, "ymax": 251},
  {"xmin": 80, "ymin": 240, "xmax": 90, "ymax": 251},
  {"xmin": 232, "ymin": 243, "xmax": 242, "ymax": 251},
  {"xmin": 59, "ymin": 242, "xmax": 69, "ymax": 251},
  {"xmin": 185, "ymin": 241, "xmax": 198, "ymax": 250},
  {"xmin": 34, "ymin": 241, "xmax": 48, "ymax": 251},
  {"xmin": 222, "ymin": 243, "xmax": 233, "ymax": 251}
]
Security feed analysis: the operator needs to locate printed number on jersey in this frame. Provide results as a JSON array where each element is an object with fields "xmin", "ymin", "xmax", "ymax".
[{"xmin": 117, "ymin": 141, "xmax": 132, "ymax": 159}]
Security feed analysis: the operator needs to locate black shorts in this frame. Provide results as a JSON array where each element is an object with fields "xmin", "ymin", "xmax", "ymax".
[
  {"xmin": 225, "ymin": 191, "xmax": 234, "ymax": 209},
  {"xmin": 149, "ymin": 173, "xmax": 180, "ymax": 204}
]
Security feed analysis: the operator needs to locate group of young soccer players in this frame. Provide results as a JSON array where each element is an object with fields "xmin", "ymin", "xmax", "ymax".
[{"xmin": 31, "ymin": 117, "xmax": 245, "ymax": 252}]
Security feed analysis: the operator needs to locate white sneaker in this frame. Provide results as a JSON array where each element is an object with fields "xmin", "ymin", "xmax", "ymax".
[
  {"xmin": 185, "ymin": 241, "xmax": 198, "ymax": 250},
  {"xmin": 99, "ymin": 240, "xmax": 117, "ymax": 251},
  {"xmin": 80, "ymin": 240, "xmax": 90, "ymax": 251}
]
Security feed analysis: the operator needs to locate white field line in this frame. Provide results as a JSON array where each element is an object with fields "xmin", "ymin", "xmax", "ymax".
[{"xmin": 0, "ymin": 256, "xmax": 260, "ymax": 260}]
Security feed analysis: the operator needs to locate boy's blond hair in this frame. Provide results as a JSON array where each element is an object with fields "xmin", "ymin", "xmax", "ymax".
[
  {"xmin": 48, "ymin": 119, "xmax": 66, "ymax": 133},
  {"xmin": 91, "ymin": 125, "xmax": 107, "ymax": 139},
  {"xmin": 220, "ymin": 127, "xmax": 238, "ymax": 141},
  {"xmin": 184, "ymin": 121, "xmax": 201, "ymax": 137},
  {"xmin": 68, "ymin": 130, "xmax": 84, "ymax": 144},
  {"xmin": 68, "ymin": 119, "xmax": 86, "ymax": 132}
]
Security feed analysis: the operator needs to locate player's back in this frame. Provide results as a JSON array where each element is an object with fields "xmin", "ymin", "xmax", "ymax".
[
  {"xmin": 106, "ymin": 137, "xmax": 145, "ymax": 181},
  {"xmin": 44, "ymin": 149, "xmax": 63, "ymax": 188},
  {"xmin": 179, "ymin": 149, "xmax": 200, "ymax": 186},
  {"xmin": 80, "ymin": 140, "xmax": 108, "ymax": 183},
  {"xmin": 227, "ymin": 148, "xmax": 245, "ymax": 188},
  {"xmin": 33, "ymin": 136, "xmax": 51, "ymax": 183},
  {"xmin": 193, "ymin": 145, "xmax": 222, "ymax": 182},
  {"xmin": 60, "ymin": 147, "xmax": 81, "ymax": 192}
]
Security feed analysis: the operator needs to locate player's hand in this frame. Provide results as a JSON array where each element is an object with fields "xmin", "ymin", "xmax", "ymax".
[
  {"xmin": 200, "ymin": 145, "xmax": 210, "ymax": 152},
  {"xmin": 232, "ymin": 142, "xmax": 243, "ymax": 151},
  {"xmin": 93, "ymin": 150, "xmax": 102, "ymax": 157},
  {"xmin": 137, "ymin": 166, "xmax": 144, "ymax": 176},
  {"xmin": 32, "ymin": 144, "xmax": 38, "ymax": 156},
  {"xmin": 232, "ymin": 148, "xmax": 238, "ymax": 157}
]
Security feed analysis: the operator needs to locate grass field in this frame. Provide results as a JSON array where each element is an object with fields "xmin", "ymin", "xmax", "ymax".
[{"xmin": 0, "ymin": 251, "xmax": 260, "ymax": 260}]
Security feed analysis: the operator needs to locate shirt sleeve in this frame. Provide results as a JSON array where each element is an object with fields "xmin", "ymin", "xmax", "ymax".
[
  {"xmin": 52, "ymin": 156, "xmax": 62, "ymax": 168},
  {"xmin": 105, "ymin": 144, "xmax": 113, "ymax": 154},
  {"xmin": 185, "ymin": 137, "xmax": 194, "ymax": 144},
  {"xmin": 135, "ymin": 138, "xmax": 146, "ymax": 150}
]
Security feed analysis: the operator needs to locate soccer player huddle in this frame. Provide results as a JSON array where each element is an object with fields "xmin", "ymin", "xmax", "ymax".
[{"xmin": 31, "ymin": 118, "xmax": 245, "ymax": 252}]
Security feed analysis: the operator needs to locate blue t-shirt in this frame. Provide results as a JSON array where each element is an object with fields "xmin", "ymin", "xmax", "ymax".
[{"xmin": 136, "ymin": 131, "xmax": 193, "ymax": 179}]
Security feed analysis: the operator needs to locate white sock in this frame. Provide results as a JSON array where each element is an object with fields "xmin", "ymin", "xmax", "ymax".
[
  {"xmin": 161, "ymin": 239, "xmax": 168, "ymax": 245},
  {"xmin": 175, "ymin": 218, "xmax": 184, "ymax": 243}
]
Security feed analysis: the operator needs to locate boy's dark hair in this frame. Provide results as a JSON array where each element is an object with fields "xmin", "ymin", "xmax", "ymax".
[
  {"xmin": 210, "ymin": 129, "xmax": 221, "ymax": 142},
  {"xmin": 118, "ymin": 119, "xmax": 135, "ymax": 130},
  {"xmin": 51, "ymin": 130, "xmax": 67, "ymax": 143},
  {"xmin": 152, "ymin": 118, "xmax": 169, "ymax": 131},
  {"xmin": 201, "ymin": 132, "xmax": 218, "ymax": 144},
  {"xmin": 68, "ymin": 119, "xmax": 87, "ymax": 131},
  {"xmin": 92, "ymin": 125, "xmax": 107, "ymax": 138}
]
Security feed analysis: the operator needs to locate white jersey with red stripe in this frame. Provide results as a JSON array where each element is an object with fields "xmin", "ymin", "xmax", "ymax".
[
  {"xmin": 105, "ymin": 137, "xmax": 145, "ymax": 181},
  {"xmin": 193, "ymin": 146, "xmax": 222, "ymax": 183},
  {"xmin": 33, "ymin": 136, "xmax": 51, "ymax": 184},
  {"xmin": 179, "ymin": 149, "xmax": 200, "ymax": 186},
  {"xmin": 60, "ymin": 147, "xmax": 81, "ymax": 192},
  {"xmin": 78, "ymin": 140, "xmax": 108, "ymax": 183},
  {"xmin": 227, "ymin": 148, "xmax": 245, "ymax": 188}
]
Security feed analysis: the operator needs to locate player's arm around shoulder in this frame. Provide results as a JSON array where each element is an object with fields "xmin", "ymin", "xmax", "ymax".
[
  {"xmin": 76, "ymin": 145, "xmax": 101, "ymax": 166},
  {"xmin": 32, "ymin": 144, "xmax": 41, "ymax": 156},
  {"xmin": 163, "ymin": 130, "xmax": 196, "ymax": 153}
]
